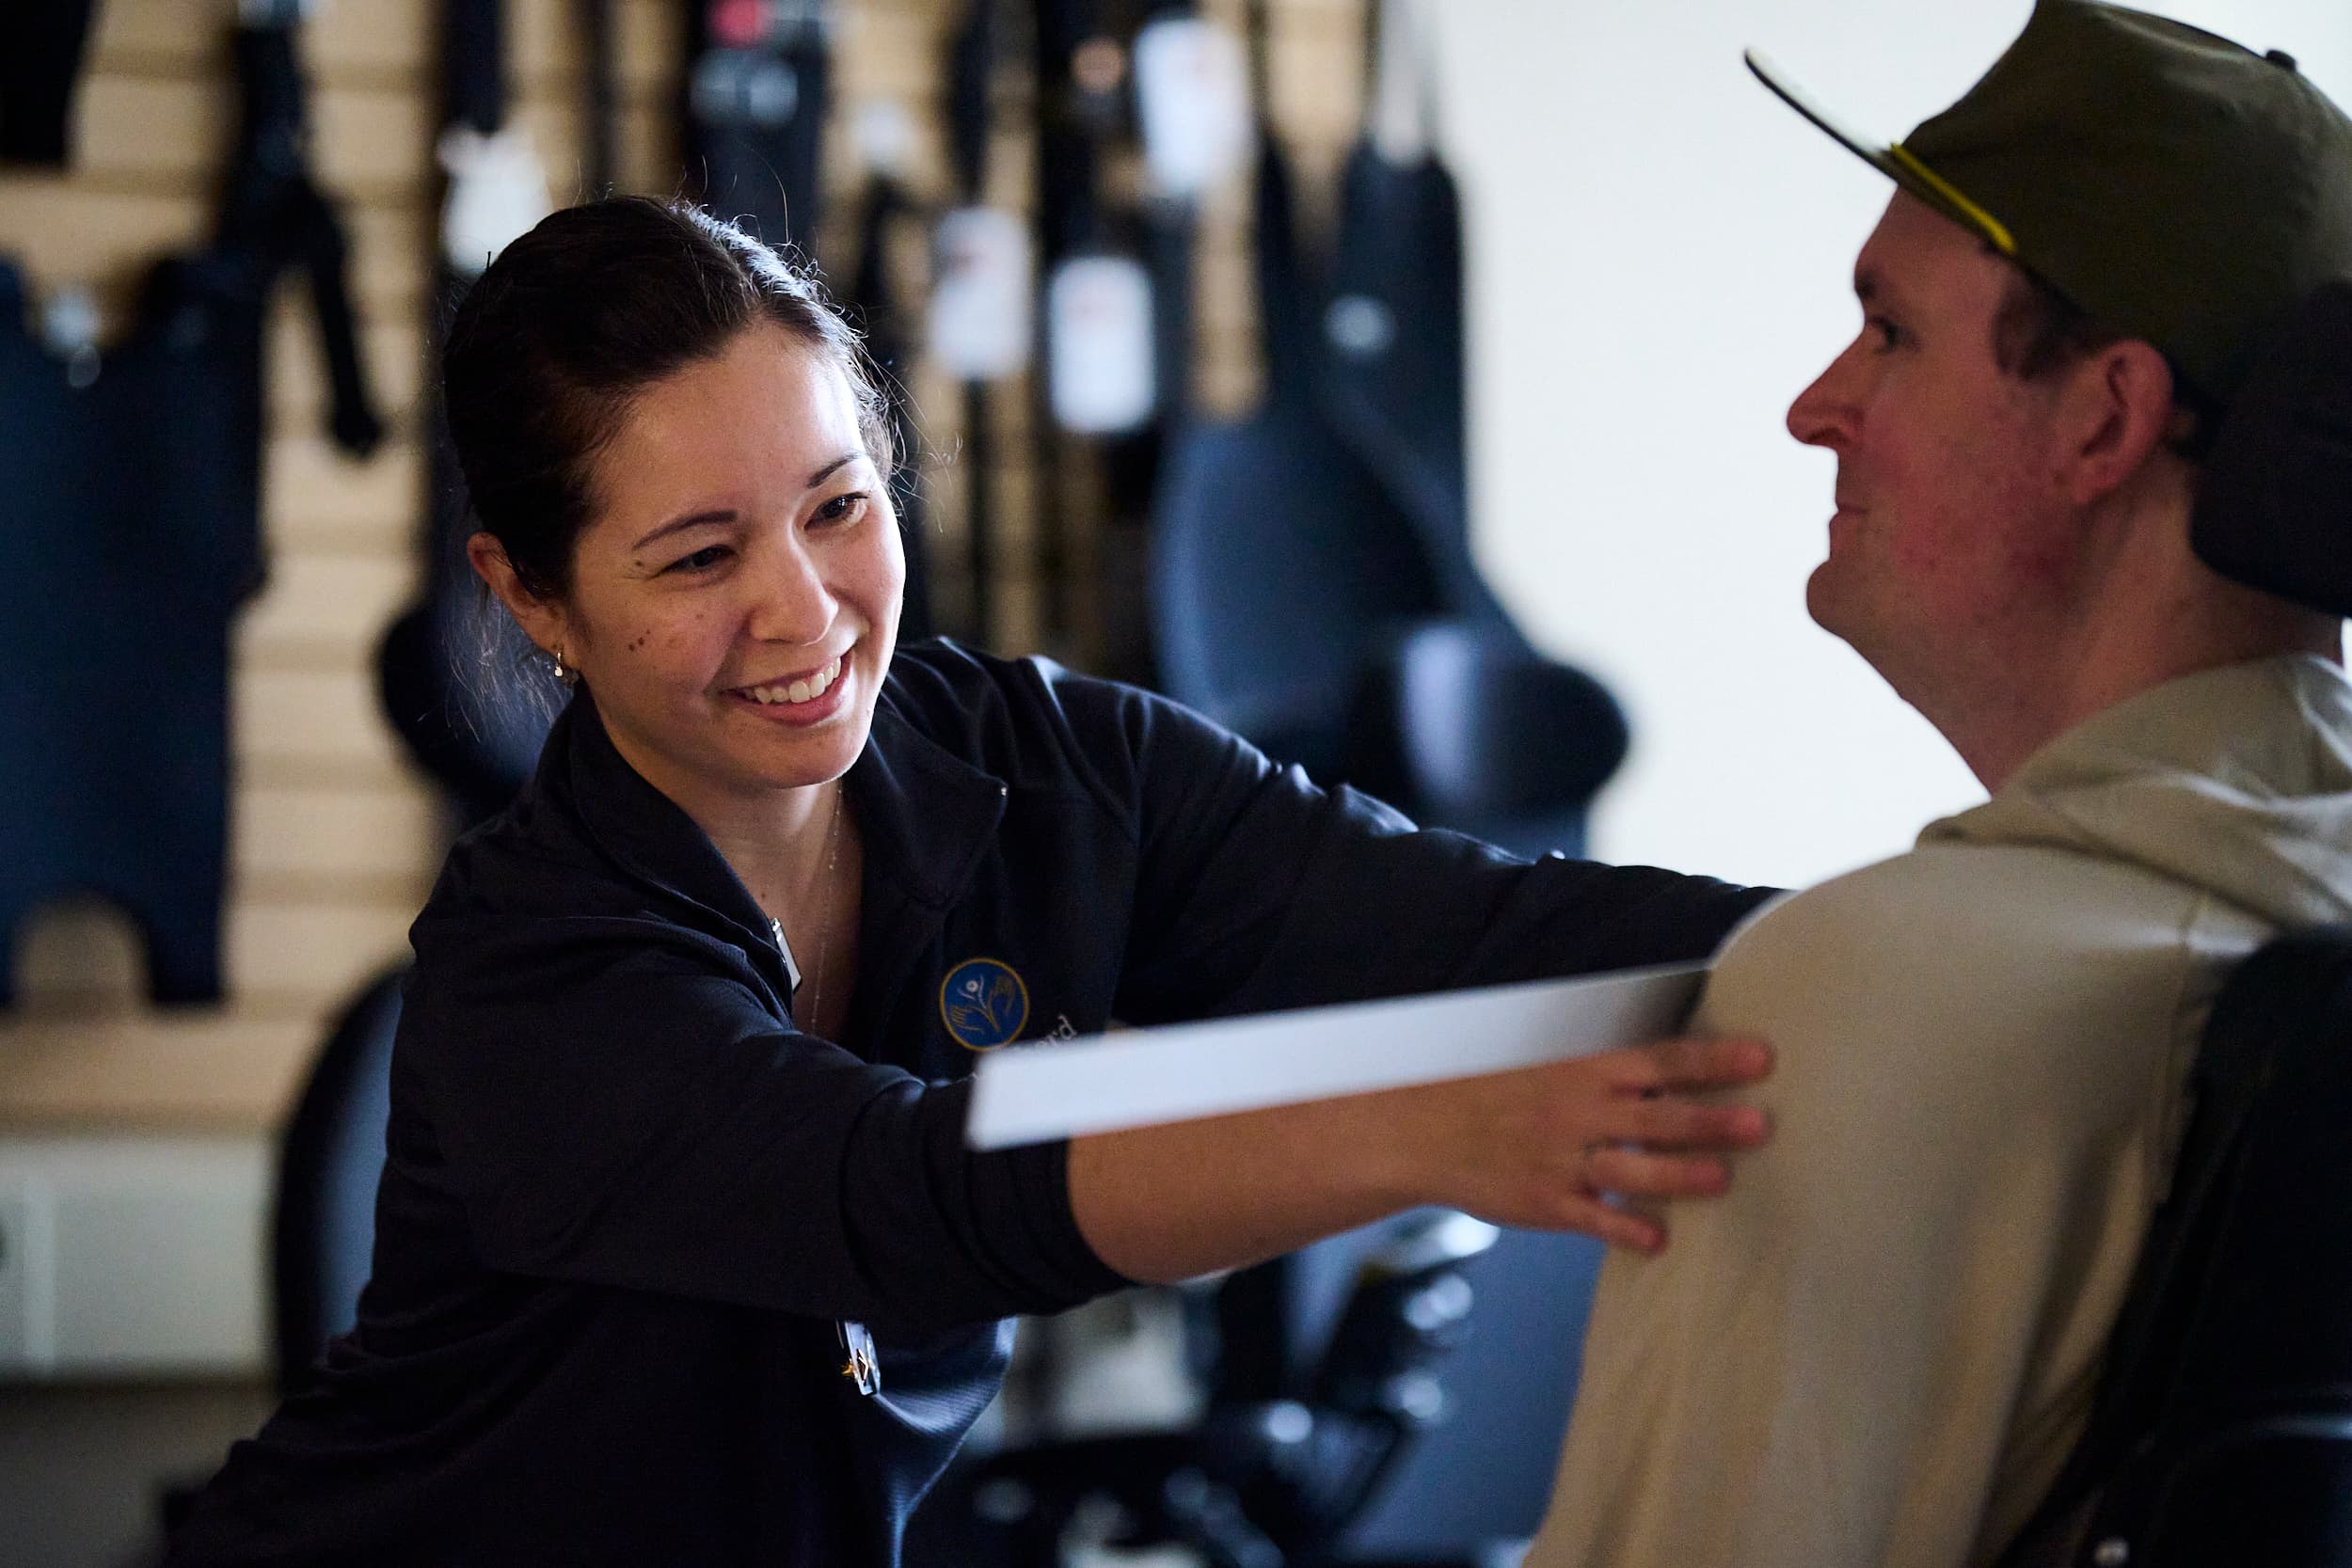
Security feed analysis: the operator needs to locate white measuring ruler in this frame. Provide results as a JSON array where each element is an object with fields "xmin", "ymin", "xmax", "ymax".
[{"xmin": 966, "ymin": 962, "xmax": 1708, "ymax": 1149}]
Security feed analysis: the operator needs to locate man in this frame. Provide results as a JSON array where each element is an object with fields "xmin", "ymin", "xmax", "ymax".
[{"xmin": 1527, "ymin": 4, "xmax": 2352, "ymax": 1566}]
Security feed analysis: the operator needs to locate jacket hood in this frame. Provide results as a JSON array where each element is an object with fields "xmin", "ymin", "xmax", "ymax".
[{"xmin": 1923, "ymin": 654, "xmax": 2352, "ymax": 930}]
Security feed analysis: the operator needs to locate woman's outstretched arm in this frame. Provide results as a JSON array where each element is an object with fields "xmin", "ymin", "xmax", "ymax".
[{"xmin": 1068, "ymin": 1033, "xmax": 1772, "ymax": 1283}]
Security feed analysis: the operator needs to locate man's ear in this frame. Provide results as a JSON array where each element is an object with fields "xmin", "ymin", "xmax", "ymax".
[
  {"xmin": 466, "ymin": 532, "xmax": 566, "ymax": 657},
  {"xmin": 2058, "ymin": 339, "xmax": 2180, "ymax": 506}
]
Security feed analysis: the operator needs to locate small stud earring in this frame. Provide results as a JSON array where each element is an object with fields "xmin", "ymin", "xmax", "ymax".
[{"xmin": 551, "ymin": 644, "xmax": 568, "ymax": 683}]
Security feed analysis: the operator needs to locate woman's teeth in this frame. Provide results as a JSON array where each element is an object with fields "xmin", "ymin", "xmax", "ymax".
[{"xmin": 743, "ymin": 656, "xmax": 843, "ymax": 706}]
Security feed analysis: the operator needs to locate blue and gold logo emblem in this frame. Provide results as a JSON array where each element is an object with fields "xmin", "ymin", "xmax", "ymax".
[{"xmin": 941, "ymin": 958, "xmax": 1030, "ymax": 1052}]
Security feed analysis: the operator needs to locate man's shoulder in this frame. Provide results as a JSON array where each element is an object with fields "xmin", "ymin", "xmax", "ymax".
[
  {"xmin": 1737, "ymin": 837, "xmax": 2230, "ymax": 952},
  {"xmin": 1707, "ymin": 838, "xmax": 2254, "ymax": 1040}
]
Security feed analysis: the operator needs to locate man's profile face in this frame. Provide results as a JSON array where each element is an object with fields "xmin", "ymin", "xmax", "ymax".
[{"xmin": 1787, "ymin": 193, "xmax": 2076, "ymax": 703}]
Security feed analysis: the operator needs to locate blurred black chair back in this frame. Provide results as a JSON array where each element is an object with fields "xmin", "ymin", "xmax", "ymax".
[
  {"xmin": 1150, "ymin": 128, "xmax": 1626, "ymax": 862},
  {"xmin": 2001, "ymin": 926, "xmax": 2352, "ymax": 1567},
  {"xmin": 1151, "ymin": 127, "xmax": 1443, "ymax": 785},
  {"xmin": 271, "ymin": 966, "xmax": 403, "ymax": 1393}
]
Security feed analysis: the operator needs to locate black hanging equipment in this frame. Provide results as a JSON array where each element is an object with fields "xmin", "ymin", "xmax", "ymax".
[
  {"xmin": 0, "ymin": 8, "xmax": 384, "ymax": 1006},
  {"xmin": 0, "ymin": 0, "xmax": 100, "ymax": 166},
  {"xmin": 377, "ymin": 0, "xmax": 560, "ymax": 828},
  {"xmin": 685, "ymin": 0, "xmax": 834, "ymax": 254},
  {"xmin": 844, "ymin": 116, "xmax": 936, "ymax": 642}
]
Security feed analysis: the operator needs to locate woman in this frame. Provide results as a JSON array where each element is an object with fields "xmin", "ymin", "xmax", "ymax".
[{"xmin": 167, "ymin": 198, "xmax": 1773, "ymax": 1566}]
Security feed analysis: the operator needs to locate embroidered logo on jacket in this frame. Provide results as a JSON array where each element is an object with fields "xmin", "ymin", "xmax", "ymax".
[{"xmin": 940, "ymin": 958, "xmax": 1031, "ymax": 1051}]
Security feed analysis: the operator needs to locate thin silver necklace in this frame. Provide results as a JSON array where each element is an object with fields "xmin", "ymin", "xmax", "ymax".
[{"xmin": 802, "ymin": 784, "xmax": 847, "ymax": 1036}]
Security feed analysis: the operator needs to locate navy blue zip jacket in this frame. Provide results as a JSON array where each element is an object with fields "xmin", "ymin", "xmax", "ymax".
[{"xmin": 167, "ymin": 641, "xmax": 1771, "ymax": 1567}]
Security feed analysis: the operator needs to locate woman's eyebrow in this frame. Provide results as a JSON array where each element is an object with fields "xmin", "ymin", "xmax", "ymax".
[
  {"xmin": 631, "ymin": 510, "xmax": 736, "ymax": 551},
  {"xmin": 806, "ymin": 451, "xmax": 863, "ymax": 488},
  {"xmin": 628, "ymin": 452, "xmax": 866, "ymax": 550}
]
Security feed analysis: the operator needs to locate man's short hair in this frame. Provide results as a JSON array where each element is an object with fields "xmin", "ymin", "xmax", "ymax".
[{"xmin": 1990, "ymin": 267, "xmax": 2121, "ymax": 383}]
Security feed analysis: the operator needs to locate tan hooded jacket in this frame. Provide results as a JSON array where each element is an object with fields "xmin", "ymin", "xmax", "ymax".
[{"xmin": 1531, "ymin": 654, "xmax": 2352, "ymax": 1568}]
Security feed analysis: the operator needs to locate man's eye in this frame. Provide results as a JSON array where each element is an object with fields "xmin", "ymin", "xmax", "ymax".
[
  {"xmin": 1867, "ymin": 315, "xmax": 1907, "ymax": 352},
  {"xmin": 816, "ymin": 492, "xmax": 869, "ymax": 525},
  {"xmin": 668, "ymin": 545, "xmax": 731, "ymax": 573}
]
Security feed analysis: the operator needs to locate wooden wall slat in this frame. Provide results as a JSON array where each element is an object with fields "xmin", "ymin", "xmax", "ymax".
[
  {"xmin": 310, "ymin": 87, "xmax": 435, "ymax": 200},
  {"xmin": 235, "ymin": 668, "xmax": 409, "ymax": 771},
  {"xmin": 63, "ymin": 75, "xmax": 232, "ymax": 186},
  {"xmin": 0, "ymin": 1013, "xmax": 319, "ymax": 1133},
  {"xmin": 11, "ymin": 901, "xmax": 412, "ymax": 1025},
  {"xmin": 238, "ymin": 553, "xmax": 421, "ymax": 657},
  {"xmin": 234, "ymin": 785, "xmax": 448, "ymax": 883},
  {"xmin": 91, "ymin": 0, "xmax": 426, "ymax": 82},
  {"xmin": 0, "ymin": 194, "xmax": 422, "ymax": 335},
  {"xmin": 265, "ymin": 303, "xmax": 426, "ymax": 429},
  {"xmin": 515, "ymin": 0, "xmax": 687, "ymax": 94},
  {"xmin": 265, "ymin": 433, "xmax": 427, "ymax": 548},
  {"xmin": 222, "ymin": 902, "xmax": 419, "ymax": 1000},
  {"xmin": 0, "ymin": 187, "xmax": 209, "ymax": 314}
]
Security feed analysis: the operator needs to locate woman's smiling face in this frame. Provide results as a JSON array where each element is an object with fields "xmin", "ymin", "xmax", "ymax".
[{"xmin": 524, "ymin": 323, "xmax": 902, "ymax": 819}]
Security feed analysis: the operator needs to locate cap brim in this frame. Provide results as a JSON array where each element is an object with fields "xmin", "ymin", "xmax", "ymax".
[{"xmin": 1744, "ymin": 47, "xmax": 2010, "ymax": 254}]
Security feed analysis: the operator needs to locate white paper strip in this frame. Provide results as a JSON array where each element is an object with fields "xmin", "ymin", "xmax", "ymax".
[{"xmin": 966, "ymin": 963, "xmax": 1708, "ymax": 1150}]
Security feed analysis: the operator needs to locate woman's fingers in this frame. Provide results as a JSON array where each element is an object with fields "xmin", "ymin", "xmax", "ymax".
[
  {"xmin": 1584, "ymin": 1144, "xmax": 1732, "ymax": 1200},
  {"xmin": 1551, "ymin": 1192, "xmax": 1665, "ymax": 1255},
  {"xmin": 1614, "ymin": 1096, "xmax": 1771, "ymax": 1153},
  {"xmin": 1408, "ymin": 1033, "xmax": 1771, "ymax": 1251},
  {"xmin": 1613, "ymin": 1035, "xmax": 1773, "ymax": 1093}
]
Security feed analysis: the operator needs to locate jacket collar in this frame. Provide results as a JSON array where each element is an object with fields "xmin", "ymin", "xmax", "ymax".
[{"xmin": 538, "ymin": 680, "xmax": 1008, "ymax": 937}]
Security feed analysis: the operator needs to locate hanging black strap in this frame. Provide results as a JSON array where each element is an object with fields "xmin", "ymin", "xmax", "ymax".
[
  {"xmin": 444, "ymin": 0, "xmax": 506, "ymax": 135},
  {"xmin": 946, "ymin": 0, "xmax": 994, "ymax": 205},
  {"xmin": 0, "ymin": 0, "xmax": 98, "ymax": 166},
  {"xmin": 1243, "ymin": 0, "xmax": 1312, "ymax": 393},
  {"xmin": 944, "ymin": 0, "xmax": 1001, "ymax": 642},
  {"xmin": 219, "ymin": 23, "xmax": 385, "ymax": 457},
  {"xmin": 685, "ymin": 0, "xmax": 834, "ymax": 252},
  {"xmin": 578, "ymin": 0, "xmax": 616, "ymax": 195}
]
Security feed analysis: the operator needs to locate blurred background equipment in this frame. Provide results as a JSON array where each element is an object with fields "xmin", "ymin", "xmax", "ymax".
[
  {"xmin": 929, "ymin": 0, "xmax": 1026, "ymax": 642},
  {"xmin": 844, "ymin": 97, "xmax": 938, "ymax": 640},
  {"xmin": 914, "ymin": 1210, "xmax": 1513, "ymax": 1568},
  {"xmin": 686, "ymin": 0, "xmax": 834, "ymax": 251},
  {"xmin": 376, "ymin": 0, "xmax": 558, "ymax": 828},
  {"xmin": 0, "ymin": 0, "xmax": 382, "ymax": 1009},
  {"xmin": 0, "ymin": 0, "xmax": 101, "ymax": 166},
  {"xmin": 1150, "ymin": 0, "xmax": 1627, "ymax": 860}
]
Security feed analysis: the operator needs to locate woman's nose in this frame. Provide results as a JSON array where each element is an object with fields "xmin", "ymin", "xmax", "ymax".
[{"xmin": 746, "ymin": 538, "xmax": 837, "ymax": 645}]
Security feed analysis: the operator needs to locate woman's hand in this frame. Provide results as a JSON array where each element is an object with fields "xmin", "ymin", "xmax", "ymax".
[
  {"xmin": 1374, "ymin": 1036, "xmax": 1773, "ymax": 1253},
  {"xmin": 1070, "ymin": 1035, "xmax": 1772, "ymax": 1283}
]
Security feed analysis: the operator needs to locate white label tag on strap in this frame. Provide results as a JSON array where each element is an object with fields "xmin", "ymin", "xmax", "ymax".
[
  {"xmin": 438, "ymin": 124, "xmax": 554, "ymax": 277},
  {"xmin": 929, "ymin": 207, "xmax": 1033, "ymax": 381},
  {"xmin": 1135, "ymin": 16, "xmax": 1250, "ymax": 199},
  {"xmin": 1047, "ymin": 253, "xmax": 1156, "ymax": 434},
  {"xmin": 966, "ymin": 963, "xmax": 1708, "ymax": 1150}
]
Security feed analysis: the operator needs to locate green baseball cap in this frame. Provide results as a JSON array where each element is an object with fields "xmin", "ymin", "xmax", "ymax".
[{"xmin": 1748, "ymin": 0, "xmax": 2352, "ymax": 410}]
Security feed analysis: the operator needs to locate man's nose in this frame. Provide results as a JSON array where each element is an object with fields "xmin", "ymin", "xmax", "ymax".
[
  {"xmin": 1787, "ymin": 348, "xmax": 1859, "ymax": 450},
  {"xmin": 747, "ymin": 537, "xmax": 837, "ymax": 645}
]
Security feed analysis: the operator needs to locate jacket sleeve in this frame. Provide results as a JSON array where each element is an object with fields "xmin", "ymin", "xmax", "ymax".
[
  {"xmin": 1043, "ymin": 673, "xmax": 1774, "ymax": 1023},
  {"xmin": 401, "ymin": 912, "xmax": 1123, "ymax": 1333}
]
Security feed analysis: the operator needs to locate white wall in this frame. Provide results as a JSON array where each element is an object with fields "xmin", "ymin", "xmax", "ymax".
[{"xmin": 1428, "ymin": 0, "xmax": 2352, "ymax": 889}]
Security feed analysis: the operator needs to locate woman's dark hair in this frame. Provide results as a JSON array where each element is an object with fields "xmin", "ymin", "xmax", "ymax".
[{"xmin": 443, "ymin": 196, "xmax": 893, "ymax": 601}]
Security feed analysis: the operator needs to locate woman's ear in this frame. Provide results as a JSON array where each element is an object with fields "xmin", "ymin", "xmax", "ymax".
[
  {"xmin": 2060, "ymin": 339, "xmax": 2180, "ymax": 507},
  {"xmin": 467, "ymin": 532, "xmax": 566, "ymax": 657}
]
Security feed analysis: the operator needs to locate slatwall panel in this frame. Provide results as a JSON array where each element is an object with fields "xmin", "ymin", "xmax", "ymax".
[{"xmin": 0, "ymin": 0, "xmax": 1364, "ymax": 1133}]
